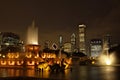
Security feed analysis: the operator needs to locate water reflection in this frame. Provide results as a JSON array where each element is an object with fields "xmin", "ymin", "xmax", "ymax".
[
  {"xmin": 36, "ymin": 70, "xmax": 49, "ymax": 78},
  {"xmin": 100, "ymin": 66, "xmax": 118, "ymax": 80},
  {"xmin": 0, "ymin": 66, "xmax": 120, "ymax": 80}
]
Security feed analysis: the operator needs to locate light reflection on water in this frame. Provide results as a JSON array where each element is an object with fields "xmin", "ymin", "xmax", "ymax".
[
  {"xmin": 0, "ymin": 66, "xmax": 119, "ymax": 80},
  {"xmin": 100, "ymin": 66, "xmax": 118, "ymax": 80}
]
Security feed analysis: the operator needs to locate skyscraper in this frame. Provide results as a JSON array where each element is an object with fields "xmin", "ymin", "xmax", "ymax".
[
  {"xmin": 79, "ymin": 24, "xmax": 86, "ymax": 54},
  {"xmin": 59, "ymin": 35, "xmax": 63, "ymax": 48},
  {"xmin": 90, "ymin": 39, "xmax": 102, "ymax": 57},
  {"xmin": 71, "ymin": 33, "xmax": 76, "ymax": 53},
  {"xmin": 63, "ymin": 42, "xmax": 72, "ymax": 53},
  {"xmin": 0, "ymin": 32, "xmax": 23, "ymax": 53}
]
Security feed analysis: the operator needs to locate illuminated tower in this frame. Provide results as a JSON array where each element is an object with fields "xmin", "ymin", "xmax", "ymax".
[
  {"xmin": 71, "ymin": 33, "xmax": 76, "ymax": 53},
  {"xmin": 79, "ymin": 24, "xmax": 86, "ymax": 54},
  {"xmin": 59, "ymin": 35, "xmax": 63, "ymax": 48},
  {"xmin": 90, "ymin": 39, "xmax": 102, "ymax": 57}
]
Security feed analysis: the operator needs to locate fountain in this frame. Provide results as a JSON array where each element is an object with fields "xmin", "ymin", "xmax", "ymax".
[
  {"xmin": 0, "ymin": 20, "xmax": 41, "ymax": 67},
  {"xmin": 0, "ymin": 20, "xmax": 72, "ymax": 69},
  {"xmin": 25, "ymin": 20, "xmax": 40, "ymax": 55},
  {"xmin": 27, "ymin": 20, "xmax": 38, "ymax": 45}
]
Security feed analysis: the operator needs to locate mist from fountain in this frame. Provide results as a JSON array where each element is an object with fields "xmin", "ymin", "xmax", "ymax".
[{"xmin": 26, "ymin": 20, "xmax": 38, "ymax": 45}]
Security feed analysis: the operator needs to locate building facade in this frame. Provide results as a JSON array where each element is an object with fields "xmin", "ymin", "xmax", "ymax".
[
  {"xmin": 0, "ymin": 32, "xmax": 23, "ymax": 53},
  {"xmin": 71, "ymin": 33, "xmax": 76, "ymax": 53},
  {"xmin": 59, "ymin": 35, "xmax": 63, "ymax": 48},
  {"xmin": 90, "ymin": 39, "xmax": 102, "ymax": 57},
  {"xmin": 79, "ymin": 24, "xmax": 86, "ymax": 54},
  {"xmin": 63, "ymin": 42, "xmax": 72, "ymax": 53}
]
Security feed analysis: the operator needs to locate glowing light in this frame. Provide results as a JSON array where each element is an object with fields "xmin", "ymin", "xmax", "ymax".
[
  {"xmin": 34, "ymin": 53, "xmax": 39, "ymax": 58},
  {"xmin": 41, "ymin": 53, "xmax": 56, "ymax": 58},
  {"xmin": 8, "ymin": 61, "xmax": 15, "ymax": 65},
  {"xmin": 2, "ymin": 55, "xmax": 5, "ymax": 58},
  {"xmin": 15, "ymin": 53, "xmax": 19, "ymax": 58},
  {"xmin": 26, "ymin": 53, "xmax": 32, "ymax": 58},
  {"xmin": 17, "ymin": 61, "xmax": 23, "ymax": 65},
  {"xmin": 92, "ymin": 61, "xmax": 95, "ymax": 64},
  {"xmin": 105, "ymin": 58, "xmax": 111, "ymax": 65},
  {"xmin": 99, "ymin": 54, "xmax": 113, "ymax": 65},
  {"xmin": 1, "ymin": 61, "xmax": 7, "ymax": 65},
  {"xmin": 38, "ymin": 63, "xmax": 50, "ymax": 71},
  {"xmin": 27, "ymin": 61, "xmax": 35, "ymax": 65}
]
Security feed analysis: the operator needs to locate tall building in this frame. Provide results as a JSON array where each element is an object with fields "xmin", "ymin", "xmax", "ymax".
[
  {"xmin": 0, "ymin": 32, "xmax": 20, "ymax": 45},
  {"xmin": 59, "ymin": 35, "xmax": 63, "ymax": 48},
  {"xmin": 71, "ymin": 33, "xmax": 76, "ymax": 53},
  {"xmin": 90, "ymin": 39, "xmax": 102, "ymax": 57},
  {"xmin": 79, "ymin": 24, "xmax": 86, "ymax": 54},
  {"xmin": 63, "ymin": 42, "xmax": 72, "ymax": 53}
]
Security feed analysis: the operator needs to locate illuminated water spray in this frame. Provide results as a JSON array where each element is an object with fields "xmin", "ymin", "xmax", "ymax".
[
  {"xmin": 26, "ymin": 20, "xmax": 38, "ymax": 45},
  {"xmin": 99, "ymin": 34, "xmax": 112, "ymax": 65}
]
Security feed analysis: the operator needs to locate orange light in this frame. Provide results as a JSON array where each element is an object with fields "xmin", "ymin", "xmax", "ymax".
[
  {"xmin": 8, "ymin": 61, "xmax": 15, "ymax": 65},
  {"xmin": 27, "ymin": 61, "xmax": 35, "ymax": 65},
  {"xmin": 26, "ymin": 53, "xmax": 32, "ymax": 58},
  {"xmin": 1, "ymin": 61, "xmax": 7, "ymax": 65},
  {"xmin": 17, "ymin": 61, "xmax": 23, "ymax": 65}
]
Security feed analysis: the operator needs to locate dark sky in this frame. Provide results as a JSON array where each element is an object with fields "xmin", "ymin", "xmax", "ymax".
[{"xmin": 0, "ymin": 0, "xmax": 120, "ymax": 46}]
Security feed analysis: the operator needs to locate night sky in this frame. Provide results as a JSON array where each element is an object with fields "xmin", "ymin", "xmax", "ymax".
[{"xmin": 0, "ymin": 0, "xmax": 120, "ymax": 46}]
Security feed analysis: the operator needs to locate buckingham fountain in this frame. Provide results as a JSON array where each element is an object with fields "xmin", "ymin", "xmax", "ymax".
[
  {"xmin": 0, "ymin": 20, "xmax": 72, "ymax": 71},
  {"xmin": 25, "ymin": 20, "xmax": 40, "ymax": 59},
  {"xmin": 0, "ymin": 20, "xmax": 42, "ymax": 67}
]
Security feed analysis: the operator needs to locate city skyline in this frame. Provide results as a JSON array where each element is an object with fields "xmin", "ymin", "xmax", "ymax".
[{"xmin": 0, "ymin": 0, "xmax": 120, "ymax": 45}]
